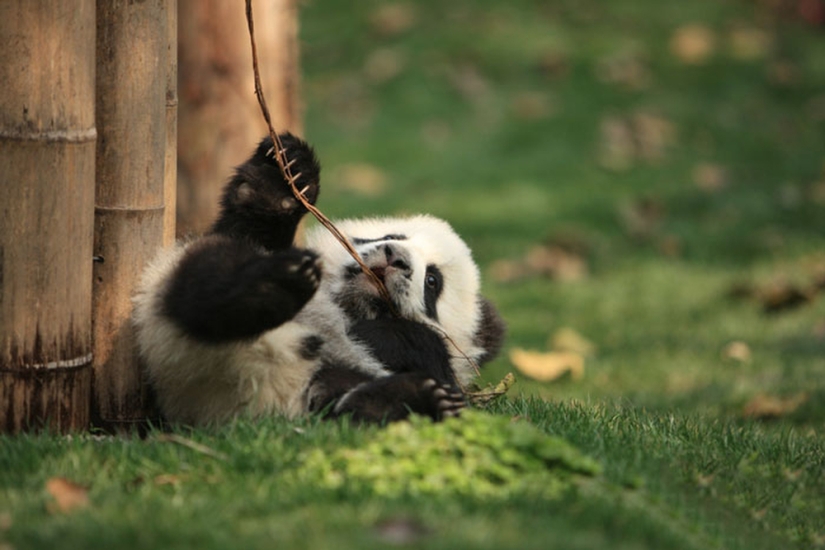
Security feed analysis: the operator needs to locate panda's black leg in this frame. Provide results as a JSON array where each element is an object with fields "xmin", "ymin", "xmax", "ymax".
[
  {"xmin": 211, "ymin": 132, "xmax": 322, "ymax": 251},
  {"xmin": 325, "ymin": 372, "xmax": 465, "ymax": 423},
  {"xmin": 162, "ymin": 235, "xmax": 322, "ymax": 343}
]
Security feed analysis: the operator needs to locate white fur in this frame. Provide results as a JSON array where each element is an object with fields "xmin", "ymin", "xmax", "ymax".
[
  {"xmin": 306, "ymin": 215, "xmax": 484, "ymax": 384},
  {"xmin": 132, "ymin": 215, "xmax": 485, "ymax": 424}
]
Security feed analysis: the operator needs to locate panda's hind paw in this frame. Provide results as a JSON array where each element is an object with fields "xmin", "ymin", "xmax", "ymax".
[{"xmin": 423, "ymin": 378, "xmax": 465, "ymax": 420}]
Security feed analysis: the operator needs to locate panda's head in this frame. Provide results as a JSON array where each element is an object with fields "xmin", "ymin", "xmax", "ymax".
[{"xmin": 306, "ymin": 215, "xmax": 505, "ymax": 383}]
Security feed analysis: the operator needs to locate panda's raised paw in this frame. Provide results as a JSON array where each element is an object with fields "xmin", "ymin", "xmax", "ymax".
[{"xmin": 255, "ymin": 132, "xmax": 321, "ymax": 206}]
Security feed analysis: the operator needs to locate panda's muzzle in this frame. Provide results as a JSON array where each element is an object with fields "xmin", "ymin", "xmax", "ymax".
[
  {"xmin": 344, "ymin": 243, "xmax": 413, "ymax": 284},
  {"xmin": 382, "ymin": 244, "xmax": 411, "ymax": 275}
]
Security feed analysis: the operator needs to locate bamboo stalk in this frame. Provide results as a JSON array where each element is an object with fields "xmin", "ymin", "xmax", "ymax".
[
  {"xmin": 176, "ymin": 0, "xmax": 301, "ymax": 236},
  {"xmin": 163, "ymin": 0, "xmax": 179, "ymax": 247},
  {"xmin": 0, "ymin": 1, "xmax": 96, "ymax": 432},
  {"xmin": 93, "ymin": 0, "xmax": 171, "ymax": 430}
]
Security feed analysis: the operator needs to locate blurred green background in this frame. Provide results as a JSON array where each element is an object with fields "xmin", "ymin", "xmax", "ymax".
[{"xmin": 300, "ymin": 0, "xmax": 825, "ymax": 426}]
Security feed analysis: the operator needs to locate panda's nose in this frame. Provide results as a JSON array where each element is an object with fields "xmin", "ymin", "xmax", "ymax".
[{"xmin": 384, "ymin": 244, "xmax": 410, "ymax": 272}]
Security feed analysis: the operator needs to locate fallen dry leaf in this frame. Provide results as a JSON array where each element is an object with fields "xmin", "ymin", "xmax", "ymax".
[
  {"xmin": 597, "ymin": 116, "xmax": 636, "ymax": 172},
  {"xmin": 722, "ymin": 340, "xmax": 752, "ymax": 363},
  {"xmin": 153, "ymin": 474, "xmax": 185, "ymax": 486},
  {"xmin": 767, "ymin": 60, "xmax": 800, "ymax": 87},
  {"xmin": 370, "ymin": 3, "xmax": 417, "ymax": 36},
  {"xmin": 525, "ymin": 245, "xmax": 588, "ymax": 281},
  {"xmin": 728, "ymin": 26, "xmax": 773, "ymax": 61},
  {"xmin": 633, "ymin": 112, "xmax": 676, "ymax": 163},
  {"xmin": 693, "ymin": 162, "xmax": 728, "ymax": 193},
  {"xmin": 510, "ymin": 348, "xmax": 584, "ymax": 382},
  {"xmin": 489, "ymin": 245, "xmax": 588, "ymax": 283},
  {"xmin": 618, "ymin": 197, "xmax": 666, "ymax": 240},
  {"xmin": 363, "ymin": 48, "xmax": 406, "ymax": 84},
  {"xmin": 657, "ymin": 234, "xmax": 683, "ymax": 258},
  {"xmin": 45, "ymin": 477, "xmax": 89, "ymax": 514},
  {"xmin": 467, "ymin": 372, "xmax": 516, "ymax": 407},
  {"xmin": 695, "ymin": 472, "xmax": 715, "ymax": 488},
  {"xmin": 511, "ymin": 91, "xmax": 555, "ymax": 121},
  {"xmin": 448, "ymin": 63, "xmax": 490, "ymax": 102},
  {"xmin": 594, "ymin": 51, "xmax": 651, "ymax": 90},
  {"xmin": 812, "ymin": 319, "xmax": 825, "ymax": 340},
  {"xmin": 670, "ymin": 24, "xmax": 716, "ymax": 65},
  {"xmin": 759, "ymin": 280, "xmax": 813, "ymax": 313},
  {"xmin": 488, "ymin": 258, "xmax": 528, "ymax": 283},
  {"xmin": 742, "ymin": 392, "xmax": 808, "ymax": 420},
  {"xmin": 597, "ymin": 112, "xmax": 676, "ymax": 171},
  {"xmin": 727, "ymin": 272, "xmax": 823, "ymax": 313},
  {"xmin": 550, "ymin": 327, "xmax": 596, "ymax": 357},
  {"xmin": 537, "ymin": 50, "xmax": 570, "ymax": 80}
]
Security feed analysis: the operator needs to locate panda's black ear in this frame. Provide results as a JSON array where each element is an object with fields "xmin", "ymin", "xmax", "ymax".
[{"xmin": 473, "ymin": 298, "xmax": 506, "ymax": 366}]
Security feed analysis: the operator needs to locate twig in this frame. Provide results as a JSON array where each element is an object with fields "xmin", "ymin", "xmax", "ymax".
[
  {"xmin": 244, "ymin": 0, "xmax": 396, "ymax": 313},
  {"xmin": 244, "ymin": 1, "xmax": 484, "ymax": 380}
]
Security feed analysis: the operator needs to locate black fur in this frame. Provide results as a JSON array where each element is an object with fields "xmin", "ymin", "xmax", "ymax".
[
  {"xmin": 330, "ymin": 373, "xmax": 464, "ymax": 423},
  {"xmin": 473, "ymin": 298, "xmax": 507, "ymax": 365},
  {"xmin": 162, "ymin": 235, "xmax": 321, "ymax": 343},
  {"xmin": 163, "ymin": 134, "xmax": 321, "ymax": 343},
  {"xmin": 157, "ymin": 131, "xmax": 500, "ymax": 423},
  {"xmin": 307, "ymin": 318, "xmax": 463, "ymax": 421},
  {"xmin": 306, "ymin": 365, "xmax": 375, "ymax": 414},
  {"xmin": 423, "ymin": 265, "xmax": 443, "ymax": 320},
  {"xmin": 349, "ymin": 318, "xmax": 456, "ymax": 385},
  {"xmin": 211, "ymin": 134, "xmax": 320, "ymax": 251}
]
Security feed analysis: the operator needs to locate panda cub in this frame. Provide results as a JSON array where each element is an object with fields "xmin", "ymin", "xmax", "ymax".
[{"xmin": 133, "ymin": 133, "xmax": 505, "ymax": 425}]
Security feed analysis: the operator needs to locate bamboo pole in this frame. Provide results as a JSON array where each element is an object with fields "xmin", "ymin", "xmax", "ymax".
[
  {"xmin": 164, "ymin": 0, "xmax": 179, "ymax": 247},
  {"xmin": 176, "ymin": 0, "xmax": 301, "ymax": 236},
  {"xmin": 93, "ymin": 0, "xmax": 171, "ymax": 430},
  {"xmin": 0, "ymin": 1, "xmax": 96, "ymax": 432}
]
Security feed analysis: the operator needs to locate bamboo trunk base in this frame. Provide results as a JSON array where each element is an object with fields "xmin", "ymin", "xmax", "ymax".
[{"xmin": 0, "ymin": 359, "xmax": 92, "ymax": 433}]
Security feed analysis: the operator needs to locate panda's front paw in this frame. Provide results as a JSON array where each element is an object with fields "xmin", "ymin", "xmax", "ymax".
[
  {"xmin": 257, "ymin": 132, "xmax": 321, "ymax": 207},
  {"xmin": 285, "ymin": 249, "xmax": 323, "ymax": 290},
  {"xmin": 268, "ymin": 249, "xmax": 323, "ymax": 301}
]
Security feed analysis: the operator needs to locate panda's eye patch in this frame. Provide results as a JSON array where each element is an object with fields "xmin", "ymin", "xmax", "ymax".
[{"xmin": 423, "ymin": 265, "xmax": 443, "ymax": 320}]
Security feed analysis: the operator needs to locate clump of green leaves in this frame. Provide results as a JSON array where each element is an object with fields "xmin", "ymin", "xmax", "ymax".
[{"xmin": 293, "ymin": 410, "xmax": 601, "ymax": 499}]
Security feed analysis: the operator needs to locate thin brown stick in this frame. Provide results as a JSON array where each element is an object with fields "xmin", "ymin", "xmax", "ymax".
[{"xmin": 244, "ymin": 0, "xmax": 396, "ymax": 312}]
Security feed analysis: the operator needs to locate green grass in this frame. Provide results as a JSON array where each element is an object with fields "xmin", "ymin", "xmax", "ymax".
[
  {"xmin": 2, "ymin": 402, "xmax": 823, "ymax": 549},
  {"xmin": 4, "ymin": 0, "xmax": 825, "ymax": 548}
]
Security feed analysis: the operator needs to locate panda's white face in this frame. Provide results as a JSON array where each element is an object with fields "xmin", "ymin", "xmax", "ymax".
[{"xmin": 305, "ymin": 215, "xmax": 485, "ymax": 382}]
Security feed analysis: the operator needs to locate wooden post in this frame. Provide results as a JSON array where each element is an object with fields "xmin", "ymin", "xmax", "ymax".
[
  {"xmin": 0, "ymin": 1, "xmax": 97, "ymax": 432},
  {"xmin": 93, "ymin": 0, "xmax": 172, "ymax": 430},
  {"xmin": 176, "ymin": 0, "xmax": 301, "ymax": 236}
]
